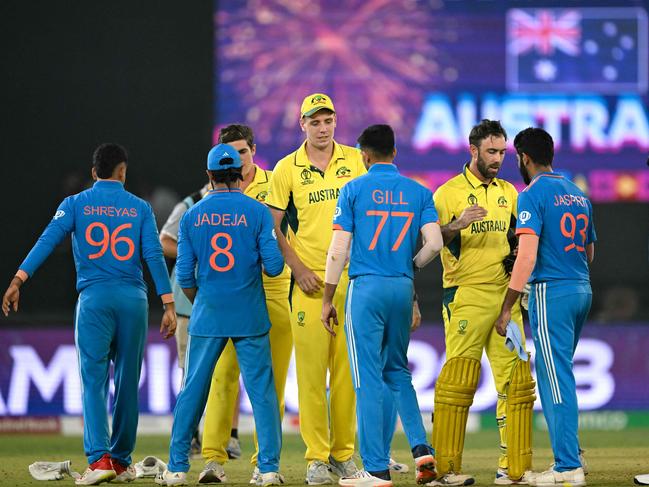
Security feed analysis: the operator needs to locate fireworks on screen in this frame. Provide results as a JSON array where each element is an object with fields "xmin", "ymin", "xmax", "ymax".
[{"xmin": 216, "ymin": 0, "xmax": 456, "ymax": 145}]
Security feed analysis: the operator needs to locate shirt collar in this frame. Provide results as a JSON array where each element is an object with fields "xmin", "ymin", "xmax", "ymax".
[
  {"xmin": 369, "ymin": 162, "xmax": 398, "ymax": 173},
  {"xmin": 207, "ymin": 188, "xmax": 243, "ymax": 195},
  {"xmin": 94, "ymin": 180, "xmax": 124, "ymax": 190},
  {"xmin": 530, "ymin": 170, "xmax": 561, "ymax": 183},
  {"xmin": 251, "ymin": 164, "xmax": 269, "ymax": 185},
  {"xmin": 463, "ymin": 164, "xmax": 498, "ymax": 188},
  {"xmin": 295, "ymin": 140, "xmax": 346, "ymax": 168}
]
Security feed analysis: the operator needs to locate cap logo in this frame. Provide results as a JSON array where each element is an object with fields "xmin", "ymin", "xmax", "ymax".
[{"xmin": 311, "ymin": 95, "xmax": 328, "ymax": 105}]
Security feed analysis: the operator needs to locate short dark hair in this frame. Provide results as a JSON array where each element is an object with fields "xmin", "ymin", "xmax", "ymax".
[
  {"xmin": 93, "ymin": 143, "xmax": 128, "ymax": 179},
  {"xmin": 357, "ymin": 124, "xmax": 395, "ymax": 159},
  {"xmin": 218, "ymin": 124, "xmax": 254, "ymax": 148},
  {"xmin": 469, "ymin": 119, "xmax": 507, "ymax": 148},
  {"xmin": 208, "ymin": 167, "xmax": 243, "ymax": 185},
  {"xmin": 514, "ymin": 127, "xmax": 554, "ymax": 166}
]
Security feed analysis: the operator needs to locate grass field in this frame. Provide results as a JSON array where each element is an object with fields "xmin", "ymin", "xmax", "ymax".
[{"xmin": 2, "ymin": 430, "xmax": 648, "ymax": 486}]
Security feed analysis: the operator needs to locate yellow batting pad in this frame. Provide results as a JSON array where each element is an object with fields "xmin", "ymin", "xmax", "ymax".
[
  {"xmin": 506, "ymin": 358, "xmax": 536, "ymax": 480},
  {"xmin": 432, "ymin": 357, "xmax": 481, "ymax": 474}
]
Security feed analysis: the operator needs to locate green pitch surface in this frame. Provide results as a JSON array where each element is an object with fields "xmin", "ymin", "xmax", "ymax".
[{"xmin": 2, "ymin": 430, "xmax": 648, "ymax": 486}]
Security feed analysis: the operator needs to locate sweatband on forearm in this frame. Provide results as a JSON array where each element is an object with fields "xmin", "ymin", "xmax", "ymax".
[
  {"xmin": 413, "ymin": 223, "xmax": 443, "ymax": 269},
  {"xmin": 325, "ymin": 230, "xmax": 351, "ymax": 285}
]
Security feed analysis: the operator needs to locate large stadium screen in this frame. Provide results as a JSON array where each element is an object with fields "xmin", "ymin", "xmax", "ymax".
[{"xmin": 214, "ymin": 1, "xmax": 649, "ymax": 201}]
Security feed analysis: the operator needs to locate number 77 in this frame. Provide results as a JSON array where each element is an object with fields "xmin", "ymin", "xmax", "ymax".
[{"xmin": 366, "ymin": 210, "xmax": 414, "ymax": 251}]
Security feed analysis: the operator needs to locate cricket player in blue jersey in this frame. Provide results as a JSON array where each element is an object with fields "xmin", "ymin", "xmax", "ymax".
[
  {"xmin": 321, "ymin": 125, "xmax": 443, "ymax": 487},
  {"xmin": 2, "ymin": 143, "xmax": 177, "ymax": 486},
  {"xmin": 157, "ymin": 144, "xmax": 285, "ymax": 487},
  {"xmin": 495, "ymin": 128, "xmax": 595, "ymax": 487}
]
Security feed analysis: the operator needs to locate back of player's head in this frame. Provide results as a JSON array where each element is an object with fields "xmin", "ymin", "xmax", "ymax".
[
  {"xmin": 207, "ymin": 143, "xmax": 243, "ymax": 184},
  {"xmin": 218, "ymin": 124, "xmax": 255, "ymax": 149},
  {"xmin": 514, "ymin": 127, "xmax": 554, "ymax": 166},
  {"xmin": 93, "ymin": 143, "xmax": 128, "ymax": 179},
  {"xmin": 357, "ymin": 124, "xmax": 395, "ymax": 160},
  {"xmin": 469, "ymin": 119, "xmax": 508, "ymax": 148}
]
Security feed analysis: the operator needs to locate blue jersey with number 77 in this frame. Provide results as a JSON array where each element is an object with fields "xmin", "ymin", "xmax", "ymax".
[
  {"xmin": 332, "ymin": 163, "xmax": 439, "ymax": 280},
  {"xmin": 515, "ymin": 173, "xmax": 596, "ymax": 287}
]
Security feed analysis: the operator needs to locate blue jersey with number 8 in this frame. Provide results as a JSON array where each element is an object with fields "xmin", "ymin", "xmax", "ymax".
[
  {"xmin": 176, "ymin": 188, "xmax": 284, "ymax": 337},
  {"xmin": 516, "ymin": 173, "xmax": 596, "ymax": 286}
]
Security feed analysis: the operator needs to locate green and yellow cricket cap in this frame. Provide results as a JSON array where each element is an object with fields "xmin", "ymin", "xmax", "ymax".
[{"xmin": 300, "ymin": 93, "xmax": 336, "ymax": 118}]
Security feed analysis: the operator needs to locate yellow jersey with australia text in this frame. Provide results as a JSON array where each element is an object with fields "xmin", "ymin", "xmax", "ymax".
[
  {"xmin": 433, "ymin": 165, "xmax": 518, "ymax": 288},
  {"xmin": 244, "ymin": 164, "xmax": 291, "ymax": 297},
  {"xmin": 266, "ymin": 141, "xmax": 366, "ymax": 272}
]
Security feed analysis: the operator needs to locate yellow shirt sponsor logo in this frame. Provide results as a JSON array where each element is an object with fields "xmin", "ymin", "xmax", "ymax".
[
  {"xmin": 434, "ymin": 165, "xmax": 518, "ymax": 288},
  {"xmin": 266, "ymin": 141, "xmax": 366, "ymax": 272}
]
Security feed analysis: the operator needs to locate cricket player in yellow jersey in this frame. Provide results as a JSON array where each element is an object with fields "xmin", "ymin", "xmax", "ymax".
[
  {"xmin": 199, "ymin": 124, "xmax": 293, "ymax": 485},
  {"xmin": 429, "ymin": 120, "xmax": 535, "ymax": 487},
  {"xmin": 266, "ymin": 94, "xmax": 365, "ymax": 485}
]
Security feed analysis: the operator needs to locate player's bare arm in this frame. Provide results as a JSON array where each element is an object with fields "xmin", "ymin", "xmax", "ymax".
[
  {"xmin": 2, "ymin": 276, "xmax": 24, "ymax": 316},
  {"xmin": 160, "ymin": 233, "xmax": 178, "ymax": 259},
  {"xmin": 495, "ymin": 234, "xmax": 539, "ymax": 336},
  {"xmin": 321, "ymin": 283, "xmax": 338, "ymax": 337},
  {"xmin": 440, "ymin": 204, "xmax": 488, "ymax": 245},
  {"xmin": 411, "ymin": 298, "xmax": 422, "ymax": 332},
  {"xmin": 586, "ymin": 243, "xmax": 595, "ymax": 263},
  {"xmin": 269, "ymin": 207, "xmax": 323, "ymax": 295},
  {"xmin": 181, "ymin": 287, "xmax": 197, "ymax": 304},
  {"xmin": 160, "ymin": 301, "xmax": 177, "ymax": 339}
]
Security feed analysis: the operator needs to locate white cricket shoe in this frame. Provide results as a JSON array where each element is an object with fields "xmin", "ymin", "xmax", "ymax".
[
  {"xmin": 388, "ymin": 458, "xmax": 409, "ymax": 474},
  {"xmin": 425, "ymin": 472, "xmax": 475, "ymax": 486},
  {"xmin": 226, "ymin": 437, "xmax": 242, "ymax": 459},
  {"xmin": 635, "ymin": 474, "xmax": 649, "ymax": 485},
  {"xmin": 260, "ymin": 472, "xmax": 285, "ymax": 486},
  {"xmin": 155, "ymin": 470, "xmax": 188, "ymax": 486},
  {"xmin": 111, "ymin": 463, "xmax": 136, "ymax": 483},
  {"xmin": 338, "ymin": 469, "xmax": 393, "ymax": 487},
  {"xmin": 528, "ymin": 467, "xmax": 585, "ymax": 487},
  {"xmin": 134, "ymin": 456, "xmax": 167, "ymax": 478},
  {"xmin": 250, "ymin": 466, "xmax": 261, "ymax": 484},
  {"xmin": 306, "ymin": 461, "xmax": 334, "ymax": 485},
  {"xmin": 494, "ymin": 468, "xmax": 532, "ymax": 485},
  {"xmin": 414, "ymin": 454, "xmax": 437, "ymax": 484},
  {"xmin": 198, "ymin": 461, "xmax": 227, "ymax": 483},
  {"xmin": 75, "ymin": 454, "xmax": 116, "ymax": 486},
  {"xmin": 329, "ymin": 456, "xmax": 360, "ymax": 478}
]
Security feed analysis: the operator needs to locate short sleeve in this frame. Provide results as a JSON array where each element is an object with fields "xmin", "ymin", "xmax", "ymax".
[
  {"xmin": 515, "ymin": 191, "xmax": 542, "ymax": 236},
  {"xmin": 433, "ymin": 186, "xmax": 452, "ymax": 226},
  {"xmin": 266, "ymin": 159, "xmax": 292, "ymax": 211},
  {"xmin": 420, "ymin": 188, "xmax": 439, "ymax": 227},
  {"xmin": 333, "ymin": 183, "xmax": 354, "ymax": 232}
]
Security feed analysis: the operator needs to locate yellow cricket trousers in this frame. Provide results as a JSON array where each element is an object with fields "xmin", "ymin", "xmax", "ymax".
[{"xmin": 291, "ymin": 271, "xmax": 356, "ymax": 464}]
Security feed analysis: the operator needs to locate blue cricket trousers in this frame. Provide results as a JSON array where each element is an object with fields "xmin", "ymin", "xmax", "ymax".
[
  {"xmin": 74, "ymin": 283, "xmax": 148, "ymax": 466},
  {"xmin": 529, "ymin": 282, "xmax": 591, "ymax": 472},
  {"xmin": 345, "ymin": 275, "xmax": 431, "ymax": 472},
  {"xmin": 168, "ymin": 332, "xmax": 281, "ymax": 473}
]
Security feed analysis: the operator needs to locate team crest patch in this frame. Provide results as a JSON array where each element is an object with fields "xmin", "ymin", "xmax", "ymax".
[
  {"xmin": 256, "ymin": 191, "xmax": 268, "ymax": 202},
  {"xmin": 297, "ymin": 311, "xmax": 306, "ymax": 326},
  {"xmin": 498, "ymin": 196, "xmax": 508, "ymax": 208},
  {"xmin": 336, "ymin": 166, "xmax": 351, "ymax": 178},
  {"xmin": 300, "ymin": 168, "xmax": 314, "ymax": 185},
  {"xmin": 467, "ymin": 194, "xmax": 478, "ymax": 205},
  {"xmin": 458, "ymin": 319, "xmax": 468, "ymax": 335}
]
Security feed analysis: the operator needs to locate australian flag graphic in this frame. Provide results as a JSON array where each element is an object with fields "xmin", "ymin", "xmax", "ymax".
[{"xmin": 506, "ymin": 7, "xmax": 648, "ymax": 93}]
